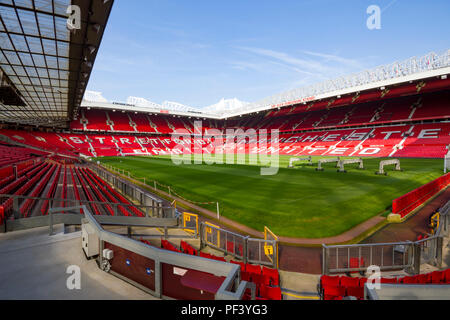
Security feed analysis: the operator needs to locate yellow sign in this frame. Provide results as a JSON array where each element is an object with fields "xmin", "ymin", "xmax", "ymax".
[
  {"xmin": 430, "ymin": 212, "xmax": 440, "ymax": 234},
  {"xmin": 264, "ymin": 226, "xmax": 279, "ymax": 269},
  {"xmin": 205, "ymin": 222, "xmax": 221, "ymax": 247},
  {"xmin": 182, "ymin": 212, "xmax": 198, "ymax": 235},
  {"xmin": 264, "ymin": 245, "xmax": 273, "ymax": 255}
]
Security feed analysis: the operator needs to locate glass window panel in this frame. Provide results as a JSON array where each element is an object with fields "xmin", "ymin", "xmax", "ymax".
[
  {"xmin": 58, "ymin": 70, "xmax": 68, "ymax": 80},
  {"xmin": 9, "ymin": 33, "xmax": 28, "ymax": 51},
  {"xmin": 17, "ymin": 8, "xmax": 39, "ymax": 36},
  {"xmin": 45, "ymin": 55, "xmax": 57, "ymax": 68},
  {"xmin": 54, "ymin": 0, "xmax": 70, "ymax": 16},
  {"xmin": 13, "ymin": 65, "xmax": 26, "ymax": 76},
  {"xmin": 32, "ymin": 53, "xmax": 46, "ymax": 67},
  {"xmin": 58, "ymin": 56, "xmax": 68, "ymax": 69},
  {"xmin": 4, "ymin": 50, "xmax": 20, "ymax": 64},
  {"xmin": 18, "ymin": 52, "xmax": 33, "ymax": 66},
  {"xmin": 34, "ymin": 0, "xmax": 53, "ymax": 14},
  {"xmin": 19, "ymin": 76, "xmax": 31, "ymax": 85},
  {"xmin": 40, "ymin": 78, "xmax": 50, "ymax": 86},
  {"xmin": 37, "ymin": 12, "xmax": 54, "ymax": 38},
  {"xmin": 0, "ymin": 6, "xmax": 21, "ymax": 33},
  {"xmin": 0, "ymin": 50, "xmax": 6, "ymax": 63},
  {"xmin": 24, "ymin": 66, "xmax": 37, "ymax": 76},
  {"xmin": 0, "ymin": 34, "xmax": 14, "ymax": 50},
  {"xmin": 54, "ymin": 16, "xmax": 68, "ymax": 41},
  {"xmin": 48, "ymin": 68, "xmax": 58, "ymax": 78},
  {"xmin": 1, "ymin": 65, "xmax": 15, "ymax": 75},
  {"xmin": 26, "ymin": 36, "xmax": 43, "ymax": 53},
  {"xmin": 36, "ymin": 67, "xmax": 48, "ymax": 78},
  {"xmin": 13, "ymin": 0, "xmax": 33, "ymax": 9},
  {"xmin": 56, "ymin": 40, "xmax": 68, "ymax": 56},
  {"xmin": 42, "ymin": 38, "xmax": 56, "ymax": 55}
]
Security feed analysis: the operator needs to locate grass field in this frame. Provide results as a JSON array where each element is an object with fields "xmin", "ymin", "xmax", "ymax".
[{"xmin": 95, "ymin": 155, "xmax": 444, "ymax": 238}]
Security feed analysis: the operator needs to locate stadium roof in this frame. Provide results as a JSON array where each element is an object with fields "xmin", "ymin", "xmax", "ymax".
[
  {"xmin": 233, "ymin": 50, "xmax": 450, "ymax": 118},
  {"xmin": 82, "ymin": 50, "xmax": 450, "ymax": 120},
  {"xmin": 0, "ymin": 0, "xmax": 114, "ymax": 127}
]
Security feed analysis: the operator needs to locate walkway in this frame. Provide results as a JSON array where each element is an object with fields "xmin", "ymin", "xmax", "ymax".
[{"xmin": 0, "ymin": 225, "xmax": 157, "ymax": 300}]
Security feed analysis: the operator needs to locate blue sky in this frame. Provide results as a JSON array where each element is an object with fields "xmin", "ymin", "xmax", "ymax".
[{"xmin": 86, "ymin": 0, "xmax": 450, "ymax": 108}]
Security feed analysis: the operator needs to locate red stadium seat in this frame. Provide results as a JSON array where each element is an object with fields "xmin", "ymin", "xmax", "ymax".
[
  {"xmin": 0, "ymin": 206, "xmax": 4, "ymax": 226},
  {"xmin": 199, "ymin": 252, "xmax": 211, "ymax": 259},
  {"xmin": 180, "ymin": 241, "xmax": 188, "ymax": 253},
  {"xmin": 340, "ymin": 276, "xmax": 360, "ymax": 288},
  {"xmin": 359, "ymin": 277, "xmax": 368, "ymax": 287},
  {"xmin": 241, "ymin": 271, "xmax": 251, "ymax": 282},
  {"xmin": 246, "ymin": 264, "xmax": 262, "ymax": 275},
  {"xmin": 323, "ymin": 286, "xmax": 345, "ymax": 300},
  {"xmin": 188, "ymin": 247, "xmax": 198, "ymax": 256},
  {"xmin": 210, "ymin": 255, "xmax": 226, "ymax": 262},
  {"xmin": 251, "ymin": 274, "xmax": 266, "ymax": 287},
  {"xmin": 4, "ymin": 119, "xmax": 450, "ymax": 160},
  {"xmin": 230, "ymin": 260, "xmax": 246, "ymax": 272},
  {"xmin": 320, "ymin": 275, "xmax": 341, "ymax": 288},
  {"xmin": 262, "ymin": 266, "xmax": 280, "ymax": 286},
  {"xmin": 380, "ymin": 277, "xmax": 398, "ymax": 284},
  {"xmin": 349, "ymin": 257, "xmax": 365, "ymax": 269},
  {"xmin": 346, "ymin": 286, "xmax": 365, "ymax": 300},
  {"xmin": 226, "ymin": 241, "xmax": 234, "ymax": 254},
  {"xmin": 416, "ymin": 273, "xmax": 431, "ymax": 284},
  {"xmin": 259, "ymin": 285, "xmax": 282, "ymax": 300},
  {"xmin": 430, "ymin": 271, "xmax": 445, "ymax": 284},
  {"xmin": 400, "ymin": 276, "xmax": 417, "ymax": 284},
  {"xmin": 444, "ymin": 269, "xmax": 450, "ymax": 283}
]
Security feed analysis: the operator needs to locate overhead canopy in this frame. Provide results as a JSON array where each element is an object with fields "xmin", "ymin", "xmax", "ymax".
[{"xmin": 0, "ymin": 0, "xmax": 114, "ymax": 127}]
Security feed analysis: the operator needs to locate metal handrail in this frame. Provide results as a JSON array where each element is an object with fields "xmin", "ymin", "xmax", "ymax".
[
  {"xmin": 322, "ymin": 200, "xmax": 450, "ymax": 275},
  {"xmin": 61, "ymin": 205, "xmax": 251, "ymax": 300}
]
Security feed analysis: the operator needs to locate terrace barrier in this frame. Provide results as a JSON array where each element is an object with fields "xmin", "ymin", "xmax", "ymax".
[
  {"xmin": 199, "ymin": 222, "xmax": 279, "ymax": 269},
  {"xmin": 322, "ymin": 200, "xmax": 450, "ymax": 275},
  {"xmin": 0, "ymin": 194, "xmax": 175, "ymax": 233},
  {"xmin": 54, "ymin": 205, "xmax": 255, "ymax": 300},
  {"xmin": 392, "ymin": 173, "xmax": 450, "ymax": 218},
  {"xmin": 88, "ymin": 164, "xmax": 172, "ymax": 217}
]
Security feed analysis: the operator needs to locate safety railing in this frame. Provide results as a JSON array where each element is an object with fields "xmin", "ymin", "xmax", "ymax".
[
  {"xmin": 0, "ymin": 194, "xmax": 176, "ymax": 233},
  {"xmin": 199, "ymin": 222, "xmax": 278, "ymax": 268},
  {"xmin": 60, "ymin": 205, "xmax": 255, "ymax": 300},
  {"xmin": 200, "ymin": 222, "xmax": 248, "ymax": 261},
  {"xmin": 322, "ymin": 200, "xmax": 450, "ymax": 275},
  {"xmin": 322, "ymin": 241, "xmax": 415, "ymax": 275},
  {"xmin": 88, "ymin": 164, "xmax": 173, "ymax": 217},
  {"xmin": 247, "ymin": 237, "xmax": 278, "ymax": 268},
  {"xmin": 415, "ymin": 201, "xmax": 449, "ymax": 267}
]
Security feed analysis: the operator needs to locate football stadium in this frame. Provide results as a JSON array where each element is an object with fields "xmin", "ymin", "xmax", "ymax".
[{"xmin": 0, "ymin": 0, "xmax": 449, "ymax": 305}]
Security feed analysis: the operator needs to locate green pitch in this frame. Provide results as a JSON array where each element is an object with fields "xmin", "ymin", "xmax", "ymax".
[{"xmin": 95, "ymin": 155, "xmax": 444, "ymax": 238}]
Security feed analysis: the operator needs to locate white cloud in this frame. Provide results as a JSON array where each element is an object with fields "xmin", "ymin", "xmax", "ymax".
[
  {"xmin": 234, "ymin": 46, "xmax": 370, "ymax": 81},
  {"xmin": 236, "ymin": 46, "xmax": 331, "ymax": 75},
  {"xmin": 301, "ymin": 50, "xmax": 364, "ymax": 70}
]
